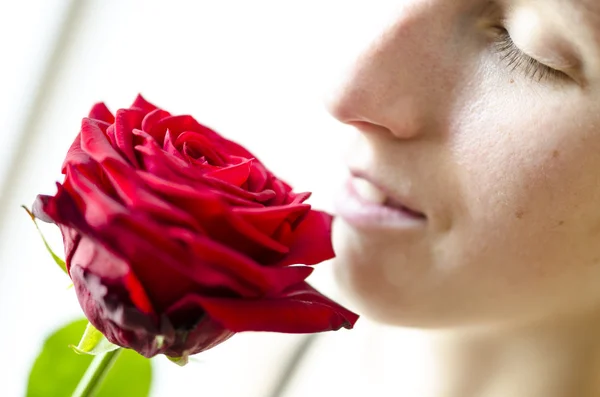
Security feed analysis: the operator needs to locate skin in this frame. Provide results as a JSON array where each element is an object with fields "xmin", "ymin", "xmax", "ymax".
[{"xmin": 325, "ymin": 0, "xmax": 600, "ymax": 395}]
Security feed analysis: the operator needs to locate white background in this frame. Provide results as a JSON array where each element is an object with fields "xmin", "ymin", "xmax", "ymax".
[{"xmin": 0, "ymin": 1, "xmax": 397, "ymax": 395}]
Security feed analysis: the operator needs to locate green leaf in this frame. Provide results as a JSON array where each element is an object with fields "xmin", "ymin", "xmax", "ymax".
[
  {"xmin": 27, "ymin": 319, "xmax": 153, "ymax": 397},
  {"xmin": 71, "ymin": 322, "xmax": 120, "ymax": 355},
  {"xmin": 22, "ymin": 205, "xmax": 68, "ymax": 274}
]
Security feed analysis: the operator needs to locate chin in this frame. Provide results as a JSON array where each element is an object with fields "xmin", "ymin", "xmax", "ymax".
[
  {"xmin": 333, "ymin": 268, "xmax": 438, "ymax": 328},
  {"xmin": 332, "ymin": 258, "xmax": 536, "ymax": 331},
  {"xmin": 331, "ymin": 219, "xmax": 435, "ymax": 327},
  {"xmin": 331, "ymin": 221, "xmax": 492, "ymax": 329}
]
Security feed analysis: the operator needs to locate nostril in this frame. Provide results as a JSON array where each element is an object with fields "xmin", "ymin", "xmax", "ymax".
[
  {"xmin": 348, "ymin": 120, "xmax": 394, "ymax": 136},
  {"xmin": 323, "ymin": 86, "xmax": 361, "ymax": 124},
  {"xmin": 324, "ymin": 72, "xmax": 427, "ymax": 139}
]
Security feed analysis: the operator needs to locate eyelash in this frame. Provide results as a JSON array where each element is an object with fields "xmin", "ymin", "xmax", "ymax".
[{"xmin": 492, "ymin": 29, "xmax": 566, "ymax": 83}]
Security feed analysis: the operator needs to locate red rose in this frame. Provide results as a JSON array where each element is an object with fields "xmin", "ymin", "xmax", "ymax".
[{"xmin": 33, "ymin": 95, "xmax": 358, "ymax": 359}]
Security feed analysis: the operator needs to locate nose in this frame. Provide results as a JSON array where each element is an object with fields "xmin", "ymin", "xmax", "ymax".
[{"xmin": 325, "ymin": 1, "xmax": 456, "ymax": 140}]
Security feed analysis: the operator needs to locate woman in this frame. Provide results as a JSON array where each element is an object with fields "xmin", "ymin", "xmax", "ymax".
[{"xmin": 279, "ymin": 1, "xmax": 600, "ymax": 396}]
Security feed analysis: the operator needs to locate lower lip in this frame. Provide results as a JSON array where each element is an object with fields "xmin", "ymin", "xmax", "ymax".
[{"xmin": 333, "ymin": 180, "xmax": 427, "ymax": 230}]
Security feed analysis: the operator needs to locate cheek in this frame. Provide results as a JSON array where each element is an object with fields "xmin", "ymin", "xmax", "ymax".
[
  {"xmin": 454, "ymin": 95, "xmax": 598, "ymax": 243},
  {"xmin": 451, "ymin": 79, "xmax": 600, "ymax": 238},
  {"xmin": 445, "ymin": 95, "xmax": 600, "ymax": 314}
]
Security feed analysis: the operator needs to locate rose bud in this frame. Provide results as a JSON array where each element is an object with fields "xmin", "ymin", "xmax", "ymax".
[{"xmin": 33, "ymin": 95, "xmax": 358, "ymax": 359}]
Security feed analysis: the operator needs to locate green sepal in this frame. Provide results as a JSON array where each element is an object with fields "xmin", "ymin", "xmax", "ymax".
[
  {"xmin": 166, "ymin": 354, "xmax": 189, "ymax": 366},
  {"xmin": 71, "ymin": 322, "xmax": 120, "ymax": 356},
  {"xmin": 154, "ymin": 335, "xmax": 165, "ymax": 350},
  {"xmin": 22, "ymin": 205, "xmax": 68, "ymax": 275}
]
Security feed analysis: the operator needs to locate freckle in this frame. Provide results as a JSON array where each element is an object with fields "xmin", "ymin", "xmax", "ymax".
[
  {"xmin": 557, "ymin": 220, "xmax": 565, "ymax": 227},
  {"xmin": 509, "ymin": 79, "xmax": 515, "ymax": 84},
  {"xmin": 552, "ymin": 150, "xmax": 560, "ymax": 159},
  {"xmin": 515, "ymin": 210, "xmax": 525, "ymax": 219}
]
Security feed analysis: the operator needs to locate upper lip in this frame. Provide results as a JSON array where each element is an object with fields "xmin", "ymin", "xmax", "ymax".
[{"xmin": 349, "ymin": 169, "xmax": 426, "ymax": 218}]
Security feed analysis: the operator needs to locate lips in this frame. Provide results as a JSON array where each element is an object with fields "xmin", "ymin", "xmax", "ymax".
[
  {"xmin": 351, "ymin": 177, "xmax": 387, "ymax": 205},
  {"xmin": 333, "ymin": 171, "xmax": 427, "ymax": 230},
  {"xmin": 349, "ymin": 172, "xmax": 426, "ymax": 219}
]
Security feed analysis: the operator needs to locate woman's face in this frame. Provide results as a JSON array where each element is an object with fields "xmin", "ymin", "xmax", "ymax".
[{"xmin": 329, "ymin": 0, "xmax": 600, "ymax": 329}]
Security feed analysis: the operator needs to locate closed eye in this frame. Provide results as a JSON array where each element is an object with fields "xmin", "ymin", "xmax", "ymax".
[{"xmin": 492, "ymin": 28, "xmax": 568, "ymax": 83}]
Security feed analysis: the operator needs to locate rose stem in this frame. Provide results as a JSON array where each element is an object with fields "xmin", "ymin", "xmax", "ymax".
[{"xmin": 72, "ymin": 348, "xmax": 123, "ymax": 397}]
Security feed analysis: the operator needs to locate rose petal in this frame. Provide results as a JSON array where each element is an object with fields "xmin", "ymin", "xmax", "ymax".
[
  {"xmin": 38, "ymin": 175, "xmax": 201, "ymax": 309},
  {"xmin": 141, "ymin": 108, "xmax": 171, "ymax": 139},
  {"xmin": 65, "ymin": 167, "xmax": 302, "ymax": 300},
  {"xmin": 133, "ymin": 166, "xmax": 291, "ymax": 258},
  {"xmin": 106, "ymin": 109, "xmax": 145, "ymax": 167},
  {"xmin": 61, "ymin": 132, "xmax": 93, "ymax": 172},
  {"xmin": 202, "ymin": 176, "xmax": 277, "ymax": 203},
  {"xmin": 99, "ymin": 158, "xmax": 205, "ymax": 232},
  {"xmin": 88, "ymin": 102, "xmax": 115, "ymax": 124},
  {"xmin": 163, "ymin": 130, "xmax": 187, "ymax": 160},
  {"xmin": 131, "ymin": 94, "xmax": 158, "ymax": 115},
  {"xmin": 69, "ymin": 235, "xmax": 155, "ymax": 315},
  {"xmin": 273, "ymin": 210, "xmax": 336, "ymax": 267},
  {"xmin": 174, "ymin": 231, "xmax": 314, "ymax": 295},
  {"xmin": 175, "ymin": 131, "xmax": 228, "ymax": 166},
  {"xmin": 65, "ymin": 164, "xmax": 127, "ymax": 229},
  {"xmin": 149, "ymin": 115, "xmax": 221, "ymax": 144},
  {"xmin": 205, "ymin": 159, "xmax": 252, "ymax": 187},
  {"xmin": 164, "ymin": 315, "xmax": 233, "ymax": 357},
  {"xmin": 80, "ymin": 118, "xmax": 129, "ymax": 166},
  {"xmin": 233, "ymin": 203, "xmax": 310, "ymax": 237},
  {"xmin": 134, "ymin": 129, "xmax": 201, "ymax": 180},
  {"xmin": 135, "ymin": 134, "xmax": 276, "ymax": 205},
  {"xmin": 221, "ymin": 211, "xmax": 290, "ymax": 255},
  {"xmin": 69, "ymin": 264, "xmax": 163, "ymax": 357},
  {"xmin": 184, "ymin": 282, "xmax": 359, "ymax": 333},
  {"xmin": 246, "ymin": 162, "xmax": 269, "ymax": 192},
  {"xmin": 96, "ymin": 212, "xmax": 311, "ymax": 303},
  {"xmin": 267, "ymin": 176, "xmax": 293, "ymax": 205},
  {"xmin": 33, "ymin": 187, "xmax": 81, "ymax": 227}
]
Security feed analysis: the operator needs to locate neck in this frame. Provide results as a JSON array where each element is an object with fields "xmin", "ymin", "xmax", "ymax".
[{"xmin": 374, "ymin": 311, "xmax": 600, "ymax": 397}]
